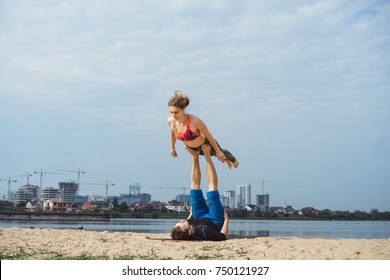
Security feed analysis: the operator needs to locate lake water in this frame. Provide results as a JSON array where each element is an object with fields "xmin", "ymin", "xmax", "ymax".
[{"xmin": 1, "ymin": 219, "xmax": 389, "ymax": 239}]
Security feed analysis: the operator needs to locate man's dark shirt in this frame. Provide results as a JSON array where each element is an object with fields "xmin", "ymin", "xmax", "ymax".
[{"xmin": 187, "ymin": 218, "xmax": 226, "ymax": 241}]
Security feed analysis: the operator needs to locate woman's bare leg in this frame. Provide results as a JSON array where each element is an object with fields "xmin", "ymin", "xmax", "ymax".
[
  {"xmin": 185, "ymin": 146, "xmax": 201, "ymax": 190},
  {"xmin": 201, "ymin": 144, "xmax": 218, "ymax": 192}
]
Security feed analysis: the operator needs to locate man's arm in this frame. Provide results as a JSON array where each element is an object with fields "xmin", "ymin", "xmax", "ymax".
[
  {"xmin": 202, "ymin": 226, "xmax": 227, "ymax": 241},
  {"xmin": 187, "ymin": 205, "xmax": 193, "ymax": 220},
  {"xmin": 220, "ymin": 209, "xmax": 229, "ymax": 237}
]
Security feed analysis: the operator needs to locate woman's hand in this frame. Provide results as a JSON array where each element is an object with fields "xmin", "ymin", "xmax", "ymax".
[{"xmin": 171, "ymin": 148, "xmax": 177, "ymax": 158}]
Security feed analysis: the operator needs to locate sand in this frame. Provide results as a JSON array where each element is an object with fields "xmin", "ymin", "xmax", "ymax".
[{"xmin": 1, "ymin": 227, "xmax": 389, "ymax": 260}]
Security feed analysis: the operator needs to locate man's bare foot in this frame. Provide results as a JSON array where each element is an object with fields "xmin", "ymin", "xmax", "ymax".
[
  {"xmin": 185, "ymin": 145, "xmax": 200, "ymax": 158},
  {"xmin": 233, "ymin": 160, "xmax": 239, "ymax": 168}
]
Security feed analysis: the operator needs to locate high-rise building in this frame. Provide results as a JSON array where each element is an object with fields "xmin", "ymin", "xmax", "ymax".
[
  {"xmin": 59, "ymin": 182, "xmax": 78, "ymax": 203},
  {"xmin": 236, "ymin": 184, "xmax": 251, "ymax": 208},
  {"xmin": 223, "ymin": 190, "xmax": 236, "ymax": 209},
  {"xmin": 256, "ymin": 194, "xmax": 270, "ymax": 210},
  {"xmin": 129, "ymin": 182, "xmax": 141, "ymax": 195}
]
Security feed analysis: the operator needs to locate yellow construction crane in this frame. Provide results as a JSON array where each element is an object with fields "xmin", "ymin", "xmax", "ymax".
[
  {"xmin": 0, "ymin": 177, "xmax": 17, "ymax": 201},
  {"xmin": 80, "ymin": 180, "xmax": 115, "ymax": 200}
]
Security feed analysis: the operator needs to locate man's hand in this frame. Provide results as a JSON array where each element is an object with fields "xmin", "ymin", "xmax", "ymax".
[{"xmin": 224, "ymin": 208, "xmax": 229, "ymax": 220}]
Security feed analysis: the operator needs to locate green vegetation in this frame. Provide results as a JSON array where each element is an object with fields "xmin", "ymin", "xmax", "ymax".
[{"xmin": 0, "ymin": 246, "xmax": 173, "ymax": 260}]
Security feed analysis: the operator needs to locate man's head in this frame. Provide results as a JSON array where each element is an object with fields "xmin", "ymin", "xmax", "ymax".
[{"xmin": 171, "ymin": 220, "xmax": 193, "ymax": 240}]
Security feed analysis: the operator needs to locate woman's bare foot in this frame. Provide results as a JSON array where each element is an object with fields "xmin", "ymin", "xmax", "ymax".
[
  {"xmin": 225, "ymin": 160, "xmax": 233, "ymax": 169},
  {"xmin": 184, "ymin": 145, "xmax": 200, "ymax": 158}
]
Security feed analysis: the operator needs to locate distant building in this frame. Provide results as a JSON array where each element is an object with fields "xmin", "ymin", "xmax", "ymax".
[
  {"xmin": 88, "ymin": 195, "xmax": 106, "ymax": 202},
  {"xmin": 175, "ymin": 194, "xmax": 190, "ymax": 203},
  {"xmin": 131, "ymin": 201, "xmax": 167, "ymax": 213},
  {"xmin": 75, "ymin": 195, "xmax": 89, "ymax": 203},
  {"xmin": 236, "ymin": 184, "xmax": 251, "ymax": 208},
  {"xmin": 12, "ymin": 184, "xmax": 39, "ymax": 205},
  {"xmin": 165, "ymin": 200, "xmax": 190, "ymax": 213},
  {"xmin": 220, "ymin": 194, "xmax": 229, "ymax": 209},
  {"xmin": 44, "ymin": 200, "xmax": 70, "ymax": 212},
  {"xmin": 223, "ymin": 190, "xmax": 235, "ymax": 209},
  {"xmin": 118, "ymin": 192, "xmax": 151, "ymax": 205},
  {"xmin": 137, "ymin": 193, "xmax": 151, "ymax": 202},
  {"xmin": 242, "ymin": 204, "xmax": 259, "ymax": 212},
  {"xmin": 42, "ymin": 187, "xmax": 60, "ymax": 201},
  {"xmin": 118, "ymin": 194, "xmax": 132, "ymax": 205},
  {"xmin": 256, "ymin": 194, "xmax": 270, "ymax": 210},
  {"xmin": 0, "ymin": 193, "xmax": 6, "ymax": 201},
  {"xmin": 124, "ymin": 182, "xmax": 151, "ymax": 203},
  {"xmin": 129, "ymin": 182, "xmax": 141, "ymax": 195},
  {"xmin": 59, "ymin": 182, "xmax": 78, "ymax": 203}
]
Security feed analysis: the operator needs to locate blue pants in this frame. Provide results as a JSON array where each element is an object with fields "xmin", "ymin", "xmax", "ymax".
[{"xmin": 190, "ymin": 189, "xmax": 224, "ymax": 230}]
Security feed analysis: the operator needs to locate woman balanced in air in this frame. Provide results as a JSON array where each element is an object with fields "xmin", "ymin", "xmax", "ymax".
[{"xmin": 166, "ymin": 90, "xmax": 239, "ymax": 169}]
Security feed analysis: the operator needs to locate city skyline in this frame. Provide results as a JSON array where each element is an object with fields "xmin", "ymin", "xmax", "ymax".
[
  {"xmin": 0, "ymin": 175, "xmax": 383, "ymax": 212},
  {"xmin": 2, "ymin": 169, "xmax": 269, "ymax": 205},
  {"xmin": 1, "ymin": 1, "xmax": 389, "ymax": 212}
]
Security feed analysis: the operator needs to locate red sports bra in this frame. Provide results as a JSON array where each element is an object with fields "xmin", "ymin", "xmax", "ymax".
[{"xmin": 173, "ymin": 115, "xmax": 201, "ymax": 141}]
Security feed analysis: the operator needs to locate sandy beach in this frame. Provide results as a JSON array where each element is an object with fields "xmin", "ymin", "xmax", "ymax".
[{"xmin": 1, "ymin": 227, "xmax": 389, "ymax": 260}]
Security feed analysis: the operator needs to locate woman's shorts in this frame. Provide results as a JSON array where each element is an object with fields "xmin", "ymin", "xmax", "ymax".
[{"xmin": 186, "ymin": 138, "xmax": 236, "ymax": 163}]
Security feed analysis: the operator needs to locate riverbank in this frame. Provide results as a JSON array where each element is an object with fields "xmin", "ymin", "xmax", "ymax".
[
  {"xmin": 1, "ymin": 227, "xmax": 389, "ymax": 260},
  {"xmin": 0, "ymin": 211, "xmax": 110, "ymax": 221}
]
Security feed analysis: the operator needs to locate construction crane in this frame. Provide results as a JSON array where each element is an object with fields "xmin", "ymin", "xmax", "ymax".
[
  {"xmin": 33, "ymin": 169, "xmax": 65, "ymax": 201},
  {"xmin": 58, "ymin": 168, "xmax": 85, "ymax": 186},
  {"xmin": 258, "ymin": 179, "xmax": 277, "ymax": 195},
  {"xmin": 15, "ymin": 173, "xmax": 33, "ymax": 185},
  {"xmin": 152, "ymin": 186, "xmax": 190, "ymax": 204},
  {"xmin": 80, "ymin": 180, "xmax": 115, "ymax": 200},
  {"xmin": 0, "ymin": 177, "xmax": 17, "ymax": 201},
  {"xmin": 257, "ymin": 179, "xmax": 277, "ymax": 211}
]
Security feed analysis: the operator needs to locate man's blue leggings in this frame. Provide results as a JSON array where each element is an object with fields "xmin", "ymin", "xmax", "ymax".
[{"xmin": 190, "ymin": 189, "xmax": 224, "ymax": 230}]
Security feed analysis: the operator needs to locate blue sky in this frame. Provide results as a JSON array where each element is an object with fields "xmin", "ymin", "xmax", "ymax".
[{"xmin": 0, "ymin": 0, "xmax": 389, "ymax": 211}]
